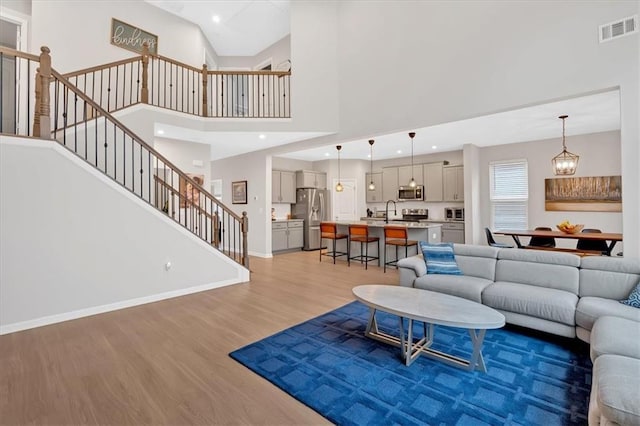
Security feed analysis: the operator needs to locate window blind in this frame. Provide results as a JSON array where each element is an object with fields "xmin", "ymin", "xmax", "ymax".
[{"xmin": 490, "ymin": 160, "xmax": 528, "ymax": 230}]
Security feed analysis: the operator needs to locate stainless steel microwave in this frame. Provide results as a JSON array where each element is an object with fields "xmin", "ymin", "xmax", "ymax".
[
  {"xmin": 445, "ymin": 207, "xmax": 465, "ymax": 221},
  {"xmin": 398, "ymin": 186, "xmax": 424, "ymax": 201}
]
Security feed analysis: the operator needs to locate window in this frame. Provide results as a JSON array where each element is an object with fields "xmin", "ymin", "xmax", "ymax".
[{"xmin": 490, "ymin": 160, "xmax": 528, "ymax": 230}]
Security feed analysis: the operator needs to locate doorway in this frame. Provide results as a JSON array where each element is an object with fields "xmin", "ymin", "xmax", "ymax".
[
  {"xmin": 1, "ymin": 18, "xmax": 18, "ymax": 133},
  {"xmin": 332, "ymin": 178, "xmax": 357, "ymax": 221}
]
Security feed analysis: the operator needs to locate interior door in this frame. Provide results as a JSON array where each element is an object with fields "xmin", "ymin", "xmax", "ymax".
[{"xmin": 332, "ymin": 179, "xmax": 357, "ymax": 221}]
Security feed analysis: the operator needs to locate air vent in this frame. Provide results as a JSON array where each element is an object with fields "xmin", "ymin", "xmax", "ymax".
[{"xmin": 599, "ymin": 15, "xmax": 638, "ymax": 43}]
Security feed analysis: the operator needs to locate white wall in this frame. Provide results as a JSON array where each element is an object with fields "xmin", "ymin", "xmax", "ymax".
[
  {"xmin": 477, "ymin": 131, "xmax": 622, "ymax": 250},
  {"xmin": 218, "ymin": 35, "xmax": 290, "ymax": 70},
  {"xmin": 211, "ymin": 152, "xmax": 271, "ymax": 257},
  {"xmin": 0, "ymin": 137, "xmax": 248, "ymax": 334},
  {"xmin": 1, "ymin": 0, "xmax": 30, "ymax": 17},
  {"xmin": 31, "ymin": 0, "xmax": 216, "ymax": 72},
  {"xmin": 154, "ymin": 138, "xmax": 211, "ymax": 186},
  {"xmin": 299, "ymin": 0, "xmax": 639, "ymax": 257}
]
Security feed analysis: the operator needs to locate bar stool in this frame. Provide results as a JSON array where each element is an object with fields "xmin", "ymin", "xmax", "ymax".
[
  {"xmin": 383, "ymin": 225, "xmax": 418, "ymax": 272},
  {"xmin": 320, "ymin": 222, "xmax": 348, "ymax": 264},
  {"xmin": 348, "ymin": 224, "xmax": 380, "ymax": 269}
]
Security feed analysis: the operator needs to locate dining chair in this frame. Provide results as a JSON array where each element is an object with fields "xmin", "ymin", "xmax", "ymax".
[
  {"xmin": 484, "ymin": 228, "xmax": 514, "ymax": 248},
  {"xmin": 576, "ymin": 229, "xmax": 609, "ymax": 254},
  {"xmin": 347, "ymin": 224, "xmax": 380, "ymax": 269},
  {"xmin": 320, "ymin": 222, "xmax": 348, "ymax": 264},
  {"xmin": 528, "ymin": 226, "xmax": 556, "ymax": 248},
  {"xmin": 383, "ymin": 226, "xmax": 418, "ymax": 273}
]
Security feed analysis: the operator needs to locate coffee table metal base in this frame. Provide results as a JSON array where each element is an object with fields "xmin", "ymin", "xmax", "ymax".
[{"xmin": 365, "ymin": 307, "xmax": 488, "ymax": 371}]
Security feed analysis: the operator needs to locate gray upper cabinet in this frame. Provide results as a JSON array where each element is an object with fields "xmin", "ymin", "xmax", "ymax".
[
  {"xmin": 397, "ymin": 165, "xmax": 424, "ymax": 187},
  {"xmin": 272, "ymin": 170, "xmax": 296, "ymax": 203},
  {"xmin": 365, "ymin": 172, "xmax": 383, "ymax": 202},
  {"xmin": 382, "ymin": 167, "xmax": 399, "ymax": 201},
  {"xmin": 443, "ymin": 165, "xmax": 464, "ymax": 202},
  {"xmin": 423, "ymin": 162, "xmax": 444, "ymax": 202},
  {"xmin": 296, "ymin": 170, "xmax": 327, "ymax": 189}
]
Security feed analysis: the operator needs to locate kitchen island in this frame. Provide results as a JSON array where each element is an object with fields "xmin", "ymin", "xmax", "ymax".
[{"xmin": 329, "ymin": 221, "xmax": 442, "ymax": 264}]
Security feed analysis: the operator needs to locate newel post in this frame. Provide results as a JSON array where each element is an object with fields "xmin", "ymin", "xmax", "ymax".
[
  {"xmin": 141, "ymin": 43, "xmax": 149, "ymax": 104},
  {"xmin": 241, "ymin": 211, "xmax": 249, "ymax": 269},
  {"xmin": 35, "ymin": 46, "xmax": 52, "ymax": 139},
  {"xmin": 201, "ymin": 64, "xmax": 208, "ymax": 117}
]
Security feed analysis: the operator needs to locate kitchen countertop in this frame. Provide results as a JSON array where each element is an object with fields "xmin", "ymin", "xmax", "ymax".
[
  {"xmin": 272, "ymin": 218, "xmax": 304, "ymax": 222},
  {"xmin": 338, "ymin": 221, "xmax": 442, "ymax": 229}
]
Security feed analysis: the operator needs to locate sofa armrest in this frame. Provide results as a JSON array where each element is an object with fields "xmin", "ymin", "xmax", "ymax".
[{"xmin": 397, "ymin": 256, "xmax": 426, "ymax": 287}]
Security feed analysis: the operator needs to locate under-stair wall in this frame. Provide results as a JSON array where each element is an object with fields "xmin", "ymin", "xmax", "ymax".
[{"xmin": 0, "ymin": 136, "xmax": 249, "ymax": 335}]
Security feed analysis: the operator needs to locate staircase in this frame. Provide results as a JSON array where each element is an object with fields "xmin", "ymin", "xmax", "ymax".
[{"xmin": 0, "ymin": 46, "xmax": 292, "ymax": 269}]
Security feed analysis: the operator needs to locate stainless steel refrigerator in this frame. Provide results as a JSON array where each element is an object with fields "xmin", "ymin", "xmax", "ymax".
[{"xmin": 292, "ymin": 188, "xmax": 328, "ymax": 250}]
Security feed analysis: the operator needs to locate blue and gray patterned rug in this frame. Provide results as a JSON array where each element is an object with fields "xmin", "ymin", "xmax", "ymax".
[{"xmin": 230, "ymin": 301, "xmax": 592, "ymax": 425}]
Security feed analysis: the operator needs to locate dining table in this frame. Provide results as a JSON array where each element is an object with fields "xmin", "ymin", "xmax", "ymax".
[{"xmin": 494, "ymin": 229, "xmax": 623, "ymax": 256}]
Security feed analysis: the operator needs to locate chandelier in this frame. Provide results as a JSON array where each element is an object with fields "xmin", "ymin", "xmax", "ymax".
[
  {"xmin": 335, "ymin": 145, "xmax": 343, "ymax": 192},
  {"xmin": 408, "ymin": 132, "xmax": 416, "ymax": 187},
  {"xmin": 368, "ymin": 139, "xmax": 375, "ymax": 191},
  {"xmin": 552, "ymin": 115, "xmax": 579, "ymax": 175}
]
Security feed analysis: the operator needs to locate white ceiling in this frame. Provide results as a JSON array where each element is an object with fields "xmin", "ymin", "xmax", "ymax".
[
  {"xmin": 153, "ymin": 90, "xmax": 620, "ymax": 163},
  {"xmin": 279, "ymin": 90, "xmax": 621, "ymax": 162},
  {"xmin": 145, "ymin": 0, "xmax": 290, "ymax": 56}
]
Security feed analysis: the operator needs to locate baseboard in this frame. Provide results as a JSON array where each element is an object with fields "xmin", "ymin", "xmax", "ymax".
[{"xmin": 0, "ymin": 278, "xmax": 244, "ymax": 335}]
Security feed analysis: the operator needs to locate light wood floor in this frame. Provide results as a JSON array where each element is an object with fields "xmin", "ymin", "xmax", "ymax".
[{"xmin": 0, "ymin": 250, "xmax": 399, "ymax": 425}]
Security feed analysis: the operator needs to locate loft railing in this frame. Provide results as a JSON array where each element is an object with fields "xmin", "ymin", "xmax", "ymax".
[
  {"xmin": 0, "ymin": 46, "xmax": 249, "ymax": 268},
  {"xmin": 62, "ymin": 44, "xmax": 291, "ymax": 118}
]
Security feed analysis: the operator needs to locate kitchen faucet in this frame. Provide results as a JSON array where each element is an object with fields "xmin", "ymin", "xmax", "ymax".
[{"xmin": 385, "ymin": 200, "xmax": 397, "ymax": 224}]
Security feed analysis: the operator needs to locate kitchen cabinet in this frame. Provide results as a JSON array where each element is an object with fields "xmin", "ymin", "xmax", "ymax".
[
  {"xmin": 272, "ymin": 220, "xmax": 304, "ymax": 252},
  {"xmin": 365, "ymin": 172, "xmax": 383, "ymax": 202},
  {"xmin": 443, "ymin": 165, "xmax": 464, "ymax": 202},
  {"xmin": 398, "ymin": 165, "xmax": 423, "ymax": 187},
  {"xmin": 296, "ymin": 170, "xmax": 327, "ymax": 189},
  {"xmin": 441, "ymin": 222, "xmax": 465, "ymax": 243},
  {"xmin": 272, "ymin": 170, "xmax": 296, "ymax": 203},
  {"xmin": 423, "ymin": 162, "xmax": 443, "ymax": 202},
  {"xmin": 382, "ymin": 167, "xmax": 399, "ymax": 201}
]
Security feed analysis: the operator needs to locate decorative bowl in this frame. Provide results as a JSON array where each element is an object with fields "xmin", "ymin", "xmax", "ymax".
[{"xmin": 556, "ymin": 223, "xmax": 584, "ymax": 234}]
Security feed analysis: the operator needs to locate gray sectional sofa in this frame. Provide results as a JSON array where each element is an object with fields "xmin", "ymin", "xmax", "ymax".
[{"xmin": 397, "ymin": 244, "xmax": 640, "ymax": 425}]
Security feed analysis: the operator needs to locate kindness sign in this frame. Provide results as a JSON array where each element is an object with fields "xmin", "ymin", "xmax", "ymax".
[{"xmin": 110, "ymin": 18, "xmax": 158, "ymax": 55}]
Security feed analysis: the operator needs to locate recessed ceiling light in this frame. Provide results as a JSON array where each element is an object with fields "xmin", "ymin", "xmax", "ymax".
[
  {"xmin": 324, "ymin": 153, "xmax": 330, "ymax": 157},
  {"xmin": 432, "ymin": 145, "xmax": 437, "ymax": 149},
  {"xmin": 397, "ymin": 150, "xmax": 402, "ymax": 154},
  {"xmin": 157, "ymin": 130, "xmax": 164, "ymax": 135},
  {"xmin": 259, "ymin": 134, "xmax": 266, "ymax": 139},
  {"xmin": 367, "ymin": 154, "xmax": 371, "ymax": 158},
  {"xmin": 212, "ymin": 15, "xmax": 221, "ymax": 23}
]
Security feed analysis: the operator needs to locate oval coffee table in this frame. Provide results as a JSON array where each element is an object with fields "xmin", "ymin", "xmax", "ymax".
[{"xmin": 352, "ymin": 284, "xmax": 505, "ymax": 371}]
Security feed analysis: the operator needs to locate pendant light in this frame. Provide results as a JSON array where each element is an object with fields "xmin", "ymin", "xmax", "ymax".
[
  {"xmin": 368, "ymin": 139, "xmax": 376, "ymax": 191},
  {"xmin": 408, "ymin": 132, "xmax": 417, "ymax": 187},
  {"xmin": 335, "ymin": 145, "xmax": 344, "ymax": 192},
  {"xmin": 552, "ymin": 115, "xmax": 579, "ymax": 175}
]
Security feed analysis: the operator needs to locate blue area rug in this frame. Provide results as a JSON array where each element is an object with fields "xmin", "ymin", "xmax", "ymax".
[{"xmin": 230, "ymin": 301, "xmax": 592, "ymax": 425}]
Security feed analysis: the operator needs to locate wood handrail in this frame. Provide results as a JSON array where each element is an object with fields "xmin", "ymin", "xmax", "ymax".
[
  {"xmin": 155, "ymin": 54, "xmax": 202, "ymax": 73},
  {"xmin": 62, "ymin": 56, "xmax": 142, "ymax": 78},
  {"xmin": 0, "ymin": 45, "xmax": 39, "ymax": 61},
  {"xmin": 50, "ymin": 68, "xmax": 242, "ymax": 223},
  {"xmin": 208, "ymin": 70, "xmax": 291, "ymax": 76}
]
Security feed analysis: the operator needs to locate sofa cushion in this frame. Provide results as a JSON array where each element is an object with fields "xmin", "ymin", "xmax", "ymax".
[
  {"xmin": 579, "ymin": 257, "xmax": 640, "ymax": 299},
  {"xmin": 590, "ymin": 316, "xmax": 640, "ymax": 361},
  {"xmin": 620, "ymin": 282, "xmax": 640, "ymax": 308},
  {"xmin": 452, "ymin": 244, "xmax": 499, "ymax": 281},
  {"xmin": 496, "ymin": 249, "xmax": 579, "ymax": 294},
  {"xmin": 576, "ymin": 297, "xmax": 640, "ymax": 332},
  {"xmin": 420, "ymin": 242, "xmax": 461, "ymax": 275},
  {"xmin": 592, "ymin": 354, "xmax": 640, "ymax": 426},
  {"xmin": 482, "ymin": 282, "xmax": 577, "ymax": 326},
  {"xmin": 413, "ymin": 275, "xmax": 493, "ymax": 303}
]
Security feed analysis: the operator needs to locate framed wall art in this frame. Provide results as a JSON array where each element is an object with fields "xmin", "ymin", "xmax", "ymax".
[
  {"xmin": 232, "ymin": 180, "xmax": 248, "ymax": 204},
  {"xmin": 545, "ymin": 176, "xmax": 622, "ymax": 212}
]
